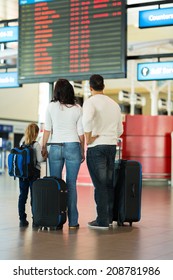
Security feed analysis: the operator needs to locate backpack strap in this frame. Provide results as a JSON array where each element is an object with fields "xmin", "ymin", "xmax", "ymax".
[{"xmin": 31, "ymin": 141, "xmax": 37, "ymax": 167}]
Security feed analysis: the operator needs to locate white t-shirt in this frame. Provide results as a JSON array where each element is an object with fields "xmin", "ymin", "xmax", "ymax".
[
  {"xmin": 82, "ymin": 94, "xmax": 123, "ymax": 147},
  {"xmin": 45, "ymin": 101, "xmax": 84, "ymax": 143}
]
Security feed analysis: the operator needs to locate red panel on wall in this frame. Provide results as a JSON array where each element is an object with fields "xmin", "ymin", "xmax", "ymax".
[
  {"xmin": 124, "ymin": 115, "xmax": 173, "ymax": 136},
  {"xmin": 123, "ymin": 135, "xmax": 171, "ymax": 157},
  {"xmin": 77, "ymin": 160, "xmax": 92, "ymax": 186},
  {"xmin": 122, "ymin": 115, "xmax": 173, "ymax": 179}
]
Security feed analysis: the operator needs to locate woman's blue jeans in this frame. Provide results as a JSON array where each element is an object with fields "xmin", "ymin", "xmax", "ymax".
[
  {"xmin": 86, "ymin": 145, "xmax": 116, "ymax": 226},
  {"xmin": 48, "ymin": 142, "xmax": 82, "ymax": 226}
]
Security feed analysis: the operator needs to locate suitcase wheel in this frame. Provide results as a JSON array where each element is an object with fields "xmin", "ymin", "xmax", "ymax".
[
  {"xmin": 117, "ymin": 221, "xmax": 124, "ymax": 226},
  {"xmin": 49, "ymin": 226, "xmax": 58, "ymax": 231},
  {"xmin": 118, "ymin": 221, "xmax": 133, "ymax": 227},
  {"xmin": 40, "ymin": 225, "xmax": 63, "ymax": 231}
]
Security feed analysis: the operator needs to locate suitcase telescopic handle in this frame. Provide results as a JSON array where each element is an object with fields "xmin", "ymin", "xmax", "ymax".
[{"xmin": 117, "ymin": 138, "xmax": 122, "ymax": 160}]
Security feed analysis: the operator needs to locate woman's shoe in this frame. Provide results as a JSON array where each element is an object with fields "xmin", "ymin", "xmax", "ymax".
[{"xmin": 69, "ymin": 224, "xmax": 79, "ymax": 229}]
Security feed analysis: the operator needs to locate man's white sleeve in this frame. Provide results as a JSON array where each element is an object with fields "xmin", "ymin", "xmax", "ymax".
[{"xmin": 82, "ymin": 100, "xmax": 95, "ymax": 132}]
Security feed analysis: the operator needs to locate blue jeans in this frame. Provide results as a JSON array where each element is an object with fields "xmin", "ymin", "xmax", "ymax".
[
  {"xmin": 86, "ymin": 145, "xmax": 116, "ymax": 226},
  {"xmin": 19, "ymin": 169, "xmax": 40, "ymax": 221},
  {"xmin": 48, "ymin": 142, "xmax": 82, "ymax": 226}
]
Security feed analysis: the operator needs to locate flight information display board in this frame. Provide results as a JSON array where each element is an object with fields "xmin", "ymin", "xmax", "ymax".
[{"xmin": 18, "ymin": 0, "xmax": 126, "ymax": 83}]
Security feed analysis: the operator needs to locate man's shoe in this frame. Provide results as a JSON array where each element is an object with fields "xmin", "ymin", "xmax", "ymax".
[
  {"xmin": 19, "ymin": 220, "xmax": 29, "ymax": 227},
  {"xmin": 88, "ymin": 220, "xmax": 109, "ymax": 230},
  {"xmin": 69, "ymin": 224, "xmax": 79, "ymax": 229}
]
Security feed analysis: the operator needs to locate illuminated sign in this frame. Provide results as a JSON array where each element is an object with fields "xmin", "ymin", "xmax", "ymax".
[
  {"xmin": 18, "ymin": 0, "xmax": 127, "ymax": 83},
  {"xmin": 0, "ymin": 125, "xmax": 13, "ymax": 133},
  {"xmin": 0, "ymin": 26, "xmax": 18, "ymax": 43},
  {"xmin": 137, "ymin": 62, "xmax": 173, "ymax": 81},
  {"xmin": 139, "ymin": 7, "xmax": 173, "ymax": 28},
  {"xmin": 0, "ymin": 72, "xmax": 20, "ymax": 88}
]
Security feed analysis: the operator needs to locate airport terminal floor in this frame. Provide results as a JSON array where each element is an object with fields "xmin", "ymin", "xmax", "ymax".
[{"xmin": 0, "ymin": 169, "xmax": 173, "ymax": 260}]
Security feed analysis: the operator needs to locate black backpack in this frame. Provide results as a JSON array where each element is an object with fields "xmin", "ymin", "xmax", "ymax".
[{"xmin": 8, "ymin": 141, "xmax": 37, "ymax": 179}]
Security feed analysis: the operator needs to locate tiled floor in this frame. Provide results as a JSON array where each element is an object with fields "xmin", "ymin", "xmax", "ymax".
[{"xmin": 0, "ymin": 170, "xmax": 173, "ymax": 260}]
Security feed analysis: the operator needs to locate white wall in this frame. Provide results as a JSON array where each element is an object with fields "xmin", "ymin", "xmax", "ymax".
[{"xmin": 0, "ymin": 83, "xmax": 40, "ymax": 121}]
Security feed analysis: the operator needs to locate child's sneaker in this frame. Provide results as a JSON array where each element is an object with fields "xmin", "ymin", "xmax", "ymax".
[{"xmin": 19, "ymin": 220, "xmax": 29, "ymax": 227}]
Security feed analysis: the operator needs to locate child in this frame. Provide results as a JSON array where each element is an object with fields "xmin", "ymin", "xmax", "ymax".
[{"xmin": 18, "ymin": 123, "xmax": 44, "ymax": 227}]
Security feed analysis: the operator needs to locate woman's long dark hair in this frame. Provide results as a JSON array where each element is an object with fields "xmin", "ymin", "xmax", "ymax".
[{"xmin": 51, "ymin": 79, "xmax": 76, "ymax": 105}]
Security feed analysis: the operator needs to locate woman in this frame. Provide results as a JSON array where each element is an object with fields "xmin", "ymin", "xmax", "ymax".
[{"xmin": 42, "ymin": 79, "xmax": 85, "ymax": 229}]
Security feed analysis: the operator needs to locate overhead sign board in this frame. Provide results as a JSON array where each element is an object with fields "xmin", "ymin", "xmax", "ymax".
[
  {"xmin": 18, "ymin": 0, "xmax": 127, "ymax": 83},
  {"xmin": 0, "ymin": 26, "xmax": 18, "ymax": 43},
  {"xmin": 0, "ymin": 72, "xmax": 20, "ymax": 88},
  {"xmin": 137, "ymin": 62, "xmax": 173, "ymax": 81},
  {"xmin": 139, "ymin": 7, "xmax": 173, "ymax": 28}
]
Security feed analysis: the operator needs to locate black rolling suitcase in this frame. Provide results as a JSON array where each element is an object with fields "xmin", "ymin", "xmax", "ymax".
[
  {"xmin": 113, "ymin": 141, "xmax": 142, "ymax": 226},
  {"xmin": 32, "ymin": 151, "xmax": 67, "ymax": 229},
  {"xmin": 32, "ymin": 177, "xmax": 67, "ymax": 229}
]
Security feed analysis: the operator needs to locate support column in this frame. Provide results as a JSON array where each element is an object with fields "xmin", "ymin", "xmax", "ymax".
[
  {"xmin": 167, "ymin": 81, "xmax": 171, "ymax": 116},
  {"xmin": 130, "ymin": 60, "xmax": 136, "ymax": 115},
  {"xmin": 83, "ymin": 80, "xmax": 90, "ymax": 101},
  {"xmin": 150, "ymin": 81, "xmax": 158, "ymax": 116},
  {"xmin": 38, "ymin": 83, "xmax": 51, "ymax": 124},
  {"xmin": 49, "ymin": 82, "xmax": 54, "ymax": 101}
]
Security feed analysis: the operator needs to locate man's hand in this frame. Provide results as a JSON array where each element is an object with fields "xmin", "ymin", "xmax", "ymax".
[{"xmin": 85, "ymin": 132, "xmax": 99, "ymax": 145}]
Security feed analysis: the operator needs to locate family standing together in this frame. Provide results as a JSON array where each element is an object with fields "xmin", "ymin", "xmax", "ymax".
[{"xmin": 17, "ymin": 74, "xmax": 123, "ymax": 230}]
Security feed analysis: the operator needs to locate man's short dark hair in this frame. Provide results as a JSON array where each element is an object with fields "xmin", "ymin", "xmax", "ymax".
[{"xmin": 89, "ymin": 74, "xmax": 104, "ymax": 91}]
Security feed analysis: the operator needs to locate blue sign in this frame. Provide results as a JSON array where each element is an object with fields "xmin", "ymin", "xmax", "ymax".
[
  {"xmin": 137, "ymin": 62, "xmax": 173, "ymax": 81},
  {"xmin": 0, "ymin": 72, "xmax": 20, "ymax": 88},
  {"xmin": 139, "ymin": 7, "xmax": 173, "ymax": 28},
  {"xmin": 19, "ymin": 0, "xmax": 52, "ymax": 4},
  {"xmin": 0, "ymin": 125, "xmax": 13, "ymax": 133},
  {"xmin": 0, "ymin": 26, "xmax": 18, "ymax": 43}
]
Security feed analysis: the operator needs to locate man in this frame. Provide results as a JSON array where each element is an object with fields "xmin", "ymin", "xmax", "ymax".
[{"xmin": 82, "ymin": 74, "xmax": 123, "ymax": 229}]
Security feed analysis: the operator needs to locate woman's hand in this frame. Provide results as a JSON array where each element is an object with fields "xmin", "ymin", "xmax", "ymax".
[{"xmin": 41, "ymin": 146, "xmax": 48, "ymax": 159}]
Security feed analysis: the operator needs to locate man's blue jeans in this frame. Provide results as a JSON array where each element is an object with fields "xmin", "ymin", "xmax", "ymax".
[
  {"xmin": 86, "ymin": 145, "xmax": 116, "ymax": 226},
  {"xmin": 48, "ymin": 143, "xmax": 82, "ymax": 226}
]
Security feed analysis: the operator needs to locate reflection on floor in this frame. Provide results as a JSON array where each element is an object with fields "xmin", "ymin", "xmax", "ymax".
[{"xmin": 0, "ymin": 170, "xmax": 173, "ymax": 260}]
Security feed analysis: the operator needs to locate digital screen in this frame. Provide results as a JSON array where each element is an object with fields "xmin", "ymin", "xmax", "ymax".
[
  {"xmin": 139, "ymin": 7, "xmax": 173, "ymax": 28},
  {"xmin": 18, "ymin": 0, "xmax": 127, "ymax": 84},
  {"xmin": 137, "ymin": 62, "xmax": 173, "ymax": 81}
]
